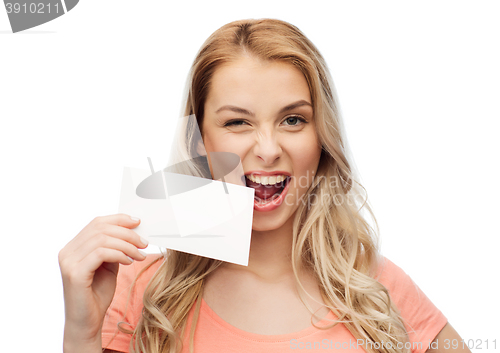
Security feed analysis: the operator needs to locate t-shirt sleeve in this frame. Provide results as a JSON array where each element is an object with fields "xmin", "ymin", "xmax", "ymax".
[
  {"xmin": 101, "ymin": 255, "xmax": 163, "ymax": 352},
  {"xmin": 376, "ymin": 257, "xmax": 448, "ymax": 353}
]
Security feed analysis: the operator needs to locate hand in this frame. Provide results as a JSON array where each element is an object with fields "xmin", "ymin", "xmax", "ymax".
[{"xmin": 58, "ymin": 213, "xmax": 148, "ymax": 352}]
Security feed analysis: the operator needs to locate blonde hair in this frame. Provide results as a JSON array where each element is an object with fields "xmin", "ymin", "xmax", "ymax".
[{"xmin": 124, "ymin": 18, "xmax": 410, "ymax": 353}]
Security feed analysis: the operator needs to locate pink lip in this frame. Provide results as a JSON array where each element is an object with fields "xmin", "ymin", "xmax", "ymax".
[{"xmin": 244, "ymin": 171, "xmax": 292, "ymax": 212}]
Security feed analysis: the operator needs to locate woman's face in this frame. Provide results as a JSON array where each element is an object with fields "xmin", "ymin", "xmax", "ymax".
[{"xmin": 202, "ymin": 55, "xmax": 322, "ymax": 231}]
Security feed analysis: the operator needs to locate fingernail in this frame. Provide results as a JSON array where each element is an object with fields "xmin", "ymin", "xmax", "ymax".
[
  {"xmin": 140, "ymin": 237, "xmax": 149, "ymax": 246},
  {"xmin": 130, "ymin": 216, "xmax": 140, "ymax": 222},
  {"xmin": 138, "ymin": 250, "xmax": 147, "ymax": 257},
  {"xmin": 127, "ymin": 256, "xmax": 134, "ymax": 263}
]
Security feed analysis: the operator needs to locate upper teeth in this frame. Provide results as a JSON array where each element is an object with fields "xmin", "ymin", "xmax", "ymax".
[{"xmin": 246, "ymin": 174, "xmax": 287, "ymax": 185}]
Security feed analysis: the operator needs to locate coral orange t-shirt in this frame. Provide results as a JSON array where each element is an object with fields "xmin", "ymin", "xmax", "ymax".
[{"xmin": 102, "ymin": 255, "xmax": 447, "ymax": 353}]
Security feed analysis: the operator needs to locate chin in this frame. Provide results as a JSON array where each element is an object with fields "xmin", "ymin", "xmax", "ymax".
[
  {"xmin": 251, "ymin": 211, "xmax": 294, "ymax": 232},
  {"xmin": 252, "ymin": 222, "xmax": 281, "ymax": 232}
]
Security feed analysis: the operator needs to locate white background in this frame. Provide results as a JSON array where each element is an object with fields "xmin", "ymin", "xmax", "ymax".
[{"xmin": 1, "ymin": 1, "xmax": 499, "ymax": 352}]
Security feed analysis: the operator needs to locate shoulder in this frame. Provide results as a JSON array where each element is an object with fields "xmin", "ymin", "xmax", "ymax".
[
  {"xmin": 102, "ymin": 254, "xmax": 165, "ymax": 350},
  {"xmin": 109, "ymin": 253, "xmax": 165, "ymax": 314},
  {"xmin": 116, "ymin": 253, "xmax": 165, "ymax": 290},
  {"xmin": 373, "ymin": 256, "xmax": 435, "ymax": 310},
  {"xmin": 374, "ymin": 257, "xmax": 419, "ymax": 298},
  {"xmin": 111, "ymin": 253, "xmax": 165, "ymax": 303},
  {"xmin": 108, "ymin": 254, "xmax": 165, "ymax": 322},
  {"xmin": 373, "ymin": 257, "xmax": 448, "ymax": 352}
]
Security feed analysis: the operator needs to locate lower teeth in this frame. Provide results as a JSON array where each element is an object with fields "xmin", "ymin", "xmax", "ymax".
[{"xmin": 254, "ymin": 193, "xmax": 281, "ymax": 204}]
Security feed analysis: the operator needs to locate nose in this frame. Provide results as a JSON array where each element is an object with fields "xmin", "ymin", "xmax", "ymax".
[{"xmin": 253, "ymin": 129, "xmax": 282, "ymax": 165}]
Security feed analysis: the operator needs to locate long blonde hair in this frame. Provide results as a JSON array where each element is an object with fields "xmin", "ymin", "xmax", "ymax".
[{"xmin": 126, "ymin": 18, "xmax": 410, "ymax": 353}]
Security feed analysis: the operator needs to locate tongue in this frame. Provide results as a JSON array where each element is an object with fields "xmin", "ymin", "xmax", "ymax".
[{"xmin": 246, "ymin": 179, "xmax": 283, "ymax": 200}]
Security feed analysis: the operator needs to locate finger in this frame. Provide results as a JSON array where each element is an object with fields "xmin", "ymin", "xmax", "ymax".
[
  {"xmin": 67, "ymin": 248, "xmax": 135, "ymax": 287},
  {"xmin": 85, "ymin": 248, "xmax": 135, "ymax": 273},
  {"xmin": 63, "ymin": 214, "xmax": 147, "ymax": 257},
  {"xmin": 98, "ymin": 235, "xmax": 147, "ymax": 262},
  {"xmin": 92, "ymin": 213, "xmax": 141, "ymax": 229},
  {"xmin": 73, "ymin": 222, "xmax": 148, "ymax": 258},
  {"xmin": 102, "ymin": 224, "xmax": 149, "ymax": 249},
  {"xmin": 69, "ymin": 229, "xmax": 147, "ymax": 264}
]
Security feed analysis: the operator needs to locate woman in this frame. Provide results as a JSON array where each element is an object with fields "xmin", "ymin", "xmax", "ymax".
[{"xmin": 59, "ymin": 19, "xmax": 469, "ymax": 353}]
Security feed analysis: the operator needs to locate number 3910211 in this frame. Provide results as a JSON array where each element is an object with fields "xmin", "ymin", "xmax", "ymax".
[
  {"xmin": 5, "ymin": 3, "xmax": 61, "ymax": 14},
  {"xmin": 443, "ymin": 339, "xmax": 497, "ymax": 350}
]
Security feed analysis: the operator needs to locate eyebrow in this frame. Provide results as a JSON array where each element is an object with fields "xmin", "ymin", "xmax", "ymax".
[{"xmin": 215, "ymin": 100, "xmax": 313, "ymax": 116}]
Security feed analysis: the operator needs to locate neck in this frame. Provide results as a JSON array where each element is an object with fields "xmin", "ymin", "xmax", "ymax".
[{"xmin": 222, "ymin": 213, "xmax": 296, "ymax": 279}]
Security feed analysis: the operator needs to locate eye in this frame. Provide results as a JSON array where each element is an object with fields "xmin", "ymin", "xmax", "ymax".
[
  {"xmin": 224, "ymin": 119, "xmax": 248, "ymax": 127},
  {"xmin": 282, "ymin": 115, "xmax": 306, "ymax": 126}
]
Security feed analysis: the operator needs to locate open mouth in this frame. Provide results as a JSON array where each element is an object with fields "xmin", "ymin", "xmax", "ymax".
[{"xmin": 245, "ymin": 174, "xmax": 291, "ymax": 206}]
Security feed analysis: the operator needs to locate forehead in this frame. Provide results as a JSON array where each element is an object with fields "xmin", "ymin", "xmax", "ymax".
[{"xmin": 205, "ymin": 56, "xmax": 312, "ymax": 113}]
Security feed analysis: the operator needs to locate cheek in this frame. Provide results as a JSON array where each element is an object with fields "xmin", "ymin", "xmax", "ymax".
[
  {"xmin": 285, "ymin": 140, "xmax": 322, "ymax": 193},
  {"xmin": 204, "ymin": 133, "xmax": 250, "ymax": 159},
  {"xmin": 289, "ymin": 138, "xmax": 321, "ymax": 169}
]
